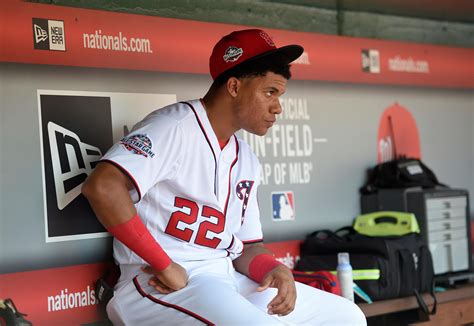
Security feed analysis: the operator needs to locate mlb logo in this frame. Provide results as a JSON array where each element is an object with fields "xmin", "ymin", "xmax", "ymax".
[
  {"xmin": 32, "ymin": 18, "xmax": 66, "ymax": 51},
  {"xmin": 272, "ymin": 191, "xmax": 295, "ymax": 221},
  {"xmin": 361, "ymin": 49, "xmax": 380, "ymax": 73}
]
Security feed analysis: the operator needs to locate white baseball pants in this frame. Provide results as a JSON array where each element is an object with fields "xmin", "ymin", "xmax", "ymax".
[{"xmin": 107, "ymin": 258, "xmax": 367, "ymax": 325}]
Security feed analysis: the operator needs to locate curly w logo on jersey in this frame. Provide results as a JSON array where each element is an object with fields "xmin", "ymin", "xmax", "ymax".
[
  {"xmin": 272, "ymin": 191, "xmax": 295, "ymax": 221},
  {"xmin": 236, "ymin": 180, "xmax": 254, "ymax": 221},
  {"xmin": 120, "ymin": 134, "xmax": 155, "ymax": 158}
]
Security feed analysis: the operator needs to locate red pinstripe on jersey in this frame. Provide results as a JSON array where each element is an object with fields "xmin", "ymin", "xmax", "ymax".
[
  {"xmin": 223, "ymin": 135, "xmax": 239, "ymax": 217},
  {"xmin": 182, "ymin": 101, "xmax": 218, "ymax": 195},
  {"xmin": 133, "ymin": 276, "xmax": 214, "ymax": 325}
]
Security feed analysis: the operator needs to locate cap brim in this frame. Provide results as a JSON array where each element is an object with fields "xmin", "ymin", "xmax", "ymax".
[
  {"xmin": 240, "ymin": 44, "xmax": 304, "ymax": 68},
  {"xmin": 213, "ymin": 44, "xmax": 304, "ymax": 80}
]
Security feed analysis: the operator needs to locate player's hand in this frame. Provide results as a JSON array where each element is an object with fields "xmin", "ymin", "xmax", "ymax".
[
  {"xmin": 142, "ymin": 262, "xmax": 188, "ymax": 294},
  {"xmin": 257, "ymin": 264, "xmax": 297, "ymax": 316}
]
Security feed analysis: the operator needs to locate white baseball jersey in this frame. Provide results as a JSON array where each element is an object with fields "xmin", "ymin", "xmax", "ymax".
[
  {"xmin": 102, "ymin": 100, "xmax": 367, "ymax": 326},
  {"xmin": 102, "ymin": 99, "xmax": 263, "ymax": 265}
]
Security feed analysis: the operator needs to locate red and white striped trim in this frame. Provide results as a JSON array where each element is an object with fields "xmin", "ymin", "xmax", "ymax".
[{"xmin": 242, "ymin": 238, "xmax": 264, "ymax": 245}]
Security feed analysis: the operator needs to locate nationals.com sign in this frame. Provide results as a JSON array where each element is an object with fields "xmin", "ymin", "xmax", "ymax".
[{"xmin": 1, "ymin": 1, "xmax": 473, "ymax": 88}]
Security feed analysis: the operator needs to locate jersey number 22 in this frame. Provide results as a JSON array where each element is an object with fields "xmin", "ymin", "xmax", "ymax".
[{"xmin": 165, "ymin": 197, "xmax": 225, "ymax": 248}]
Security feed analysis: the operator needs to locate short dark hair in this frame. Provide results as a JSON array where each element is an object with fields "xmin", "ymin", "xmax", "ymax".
[{"xmin": 211, "ymin": 53, "xmax": 292, "ymax": 90}]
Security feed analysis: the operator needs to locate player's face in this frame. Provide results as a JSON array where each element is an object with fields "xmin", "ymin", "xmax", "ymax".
[{"xmin": 234, "ymin": 72, "xmax": 287, "ymax": 136}]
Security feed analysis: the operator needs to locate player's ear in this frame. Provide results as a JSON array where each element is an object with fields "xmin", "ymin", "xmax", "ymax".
[{"xmin": 226, "ymin": 77, "xmax": 240, "ymax": 98}]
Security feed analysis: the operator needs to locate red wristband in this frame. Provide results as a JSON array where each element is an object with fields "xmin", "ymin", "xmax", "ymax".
[
  {"xmin": 108, "ymin": 214, "xmax": 171, "ymax": 271},
  {"xmin": 248, "ymin": 253, "xmax": 283, "ymax": 283}
]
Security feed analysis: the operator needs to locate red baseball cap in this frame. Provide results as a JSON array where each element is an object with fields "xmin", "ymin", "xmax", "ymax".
[{"xmin": 209, "ymin": 29, "xmax": 304, "ymax": 80}]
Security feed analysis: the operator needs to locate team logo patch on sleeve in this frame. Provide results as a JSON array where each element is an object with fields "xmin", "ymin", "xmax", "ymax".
[{"xmin": 120, "ymin": 134, "xmax": 155, "ymax": 158}]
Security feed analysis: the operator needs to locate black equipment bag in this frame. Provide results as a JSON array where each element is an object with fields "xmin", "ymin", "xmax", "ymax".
[
  {"xmin": 360, "ymin": 157, "xmax": 447, "ymax": 194},
  {"xmin": 296, "ymin": 228, "xmax": 437, "ymax": 317}
]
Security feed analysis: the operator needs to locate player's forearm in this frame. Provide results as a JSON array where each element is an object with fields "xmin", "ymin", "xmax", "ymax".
[
  {"xmin": 233, "ymin": 243, "xmax": 274, "ymax": 276},
  {"xmin": 82, "ymin": 162, "xmax": 137, "ymax": 227},
  {"xmin": 83, "ymin": 162, "xmax": 172, "ymax": 271}
]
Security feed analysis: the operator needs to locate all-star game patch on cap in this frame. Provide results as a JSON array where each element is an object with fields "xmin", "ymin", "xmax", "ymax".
[{"xmin": 209, "ymin": 29, "xmax": 304, "ymax": 80}]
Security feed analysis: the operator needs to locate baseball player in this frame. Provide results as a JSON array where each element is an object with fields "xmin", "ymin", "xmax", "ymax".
[{"xmin": 83, "ymin": 29, "xmax": 366, "ymax": 325}]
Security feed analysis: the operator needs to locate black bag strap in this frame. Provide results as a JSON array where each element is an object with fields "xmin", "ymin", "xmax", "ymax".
[
  {"xmin": 413, "ymin": 281, "xmax": 437, "ymax": 321},
  {"xmin": 306, "ymin": 227, "xmax": 356, "ymax": 241}
]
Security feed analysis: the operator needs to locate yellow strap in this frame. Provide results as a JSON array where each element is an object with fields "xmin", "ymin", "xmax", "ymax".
[{"xmin": 329, "ymin": 269, "xmax": 380, "ymax": 280}]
